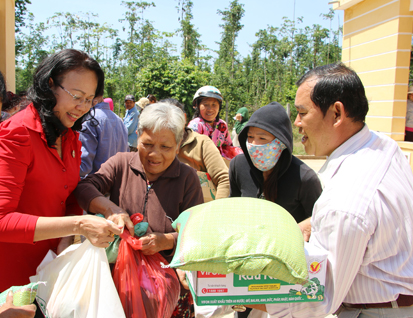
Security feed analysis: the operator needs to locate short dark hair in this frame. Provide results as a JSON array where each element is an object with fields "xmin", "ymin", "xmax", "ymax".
[
  {"xmin": 296, "ymin": 63, "xmax": 369, "ymax": 123},
  {"xmin": 2, "ymin": 91, "xmax": 21, "ymax": 112},
  {"xmin": 147, "ymin": 94, "xmax": 157, "ymax": 103},
  {"xmin": 0, "ymin": 71, "xmax": 6, "ymax": 105},
  {"xmin": 28, "ymin": 49, "xmax": 104, "ymax": 147}
]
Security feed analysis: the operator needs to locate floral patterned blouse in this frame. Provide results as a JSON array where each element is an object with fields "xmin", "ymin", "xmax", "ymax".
[{"xmin": 187, "ymin": 117, "xmax": 232, "ymax": 156}]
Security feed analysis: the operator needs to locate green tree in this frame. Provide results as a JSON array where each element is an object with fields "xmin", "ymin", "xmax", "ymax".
[
  {"xmin": 117, "ymin": 1, "xmax": 157, "ymax": 95},
  {"xmin": 214, "ymin": 0, "xmax": 245, "ymax": 121},
  {"xmin": 177, "ymin": 0, "xmax": 201, "ymax": 64},
  {"xmin": 47, "ymin": 12, "xmax": 81, "ymax": 50},
  {"xmin": 15, "ymin": 0, "xmax": 31, "ymax": 33},
  {"xmin": 15, "ymin": 13, "xmax": 49, "ymax": 92},
  {"xmin": 135, "ymin": 58, "xmax": 211, "ymax": 116}
]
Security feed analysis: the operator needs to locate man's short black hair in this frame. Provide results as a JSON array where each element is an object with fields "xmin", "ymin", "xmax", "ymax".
[
  {"xmin": 0, "ymin": 71, "xmax": 6, "ymax": 104},
  {"xmin": 296, "ymin": 63, "xmax": 369, "ymax": 123}
]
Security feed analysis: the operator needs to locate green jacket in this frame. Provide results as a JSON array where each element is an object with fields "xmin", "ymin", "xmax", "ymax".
[{"xmin": 234, "ymin": 107, "xmax": 249, "ymax": 134}]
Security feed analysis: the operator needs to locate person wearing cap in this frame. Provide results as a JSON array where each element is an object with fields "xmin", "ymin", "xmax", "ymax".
[
  {"xmin": 136, "ymin": 97, "xmax": 150, "ymax": 112},
  {"xmin": 187, "ymin": 85, "xmax": 233, "ymax": 158},
  {"xmin": 234, "ymin": 106, "xmax": 249, "ymax": 135},
  {"xmin": 405, "ymin": 86, "xmax": 413, "ymax": 141},
  {"xmin": 123, "ymin": 94, "xmax": 139, "ymax": 152}
]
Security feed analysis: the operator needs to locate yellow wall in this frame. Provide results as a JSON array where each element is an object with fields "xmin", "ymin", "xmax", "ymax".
[
  {"xmin": 338, "ymin": 0, "xmax": 413, "ymax": 141},
  {"xmin": 334, "ymin": 0, "xmax": 413, "ymax": 168},
  {"xmin": 0, "ymin": 0, "xmax": 15, "ymax": 93}
]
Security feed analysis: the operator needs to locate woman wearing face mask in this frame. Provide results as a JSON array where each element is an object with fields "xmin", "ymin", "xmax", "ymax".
[{"xmin": 229, "ymin": 102, "xmax": 322, "ymax": 232}]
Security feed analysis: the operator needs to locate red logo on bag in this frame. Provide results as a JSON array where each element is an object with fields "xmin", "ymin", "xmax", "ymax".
[
  {"xmin": 198, "ymin": 271, "xmax": 226, "ymax": 278},
  {"xmin": 202, "ymin": 288, "xmax": 228, "ymax": 294},
  {"xmin": 309, "ymin": 261, "xmax": 322, "ymax": 274}
]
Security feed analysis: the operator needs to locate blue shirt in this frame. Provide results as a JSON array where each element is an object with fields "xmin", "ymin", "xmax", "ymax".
[
  {"xmin": 123, "ymin": 106, "xmax": 139, "ymax": 147},
  {"xmin": 79, "ymin": 102, "xmax": 129, "ymax": 178}
]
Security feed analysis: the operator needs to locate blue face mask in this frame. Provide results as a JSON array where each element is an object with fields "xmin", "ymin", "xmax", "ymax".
[{"xmin": 246, "ymin": 138, "xmax": 286, "ymax": 171}]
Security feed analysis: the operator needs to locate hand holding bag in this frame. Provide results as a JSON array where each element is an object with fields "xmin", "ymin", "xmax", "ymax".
[
  {"xmin": 30, "ymin": 240, "xmax": 125, "ymax": 318},
  {"xmin": 112, "ymin": 227, "xmax": 181, "ymax": 318}
]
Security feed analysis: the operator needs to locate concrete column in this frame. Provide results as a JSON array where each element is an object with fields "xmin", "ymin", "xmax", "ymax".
[{"xmin": 0, "ymin": 0, "xmax": 15, "ymax": 92}]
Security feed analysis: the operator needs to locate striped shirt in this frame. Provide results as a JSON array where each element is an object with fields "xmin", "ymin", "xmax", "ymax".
[{"xmin": 266, "ymin": 124, "xmax": 413, "ymax": 317}]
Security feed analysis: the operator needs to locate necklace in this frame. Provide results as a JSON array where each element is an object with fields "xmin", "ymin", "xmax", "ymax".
[{"xmin": 146, "ymin": 179, "xmax": 154, "ymax": 191}]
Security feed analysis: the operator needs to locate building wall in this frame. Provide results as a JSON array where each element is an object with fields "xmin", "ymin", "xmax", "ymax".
[
  {"xmin": 0, "ymin": 0, "xmax": 15, "ymax": 93},
  {"xmin": 334, "ymin": 0, "xmax": 413, "ymax": 168},
  {"xmin": 339, "ymin": 0, "xmax": 413, "ymax": 141}
]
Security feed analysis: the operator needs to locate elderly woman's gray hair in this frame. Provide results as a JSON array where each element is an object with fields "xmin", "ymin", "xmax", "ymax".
[{"xmin": 138, "ymin": 102, "xmax": 186, "ymax": 146}]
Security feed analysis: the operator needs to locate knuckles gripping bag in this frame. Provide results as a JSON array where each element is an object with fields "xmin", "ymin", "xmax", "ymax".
[{"xmin": 112, "ymin": 213, "xmax": 181, "ymax": 318}]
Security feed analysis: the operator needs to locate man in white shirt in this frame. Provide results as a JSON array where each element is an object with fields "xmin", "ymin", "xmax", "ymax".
[{"xmin": 248, "ymin": 63, "xmax": 413, "ymax": 317}]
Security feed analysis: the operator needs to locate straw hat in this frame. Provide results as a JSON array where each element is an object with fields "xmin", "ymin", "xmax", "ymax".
[{"xmin": 137, "ymin": 97, "xmax": 150, "ymax": 109}]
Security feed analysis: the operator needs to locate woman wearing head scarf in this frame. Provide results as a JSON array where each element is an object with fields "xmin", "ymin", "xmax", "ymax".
[
  {"xmin": 229, "ymin": 102, "xmax": 322, "ymax": 318},
  {"xmin": 230, "ymin": 102, "xmax": 322, "ymax": 228},
  {"xmin": 234, "ymin": 106, "xmax": 249, "ymax": 135}
]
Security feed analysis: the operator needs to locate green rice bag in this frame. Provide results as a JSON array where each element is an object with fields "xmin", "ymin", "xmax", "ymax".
[
  {"xmin": 170, "ymin": 197, "xmax": 308, "ymax": 284},
  {"xmin": 0, "ymin": 282, "xmax": 44, "ymax": 306}
]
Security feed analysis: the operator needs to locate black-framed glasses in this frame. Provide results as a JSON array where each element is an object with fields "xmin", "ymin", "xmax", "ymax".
[{"xmin": 58, "ymin": 84, "xmax": 93, "ymax": 107}]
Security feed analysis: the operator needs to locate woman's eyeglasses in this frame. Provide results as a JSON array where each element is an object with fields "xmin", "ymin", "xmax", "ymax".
[{"xmin": 58, "ymin": 84, "xmax": 93, "ymax": 106}]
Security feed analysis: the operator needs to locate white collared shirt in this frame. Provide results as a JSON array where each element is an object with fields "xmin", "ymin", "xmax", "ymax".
[{"xmin": 266, "ymin": 125, "xmax": 413, "ymax": 317}]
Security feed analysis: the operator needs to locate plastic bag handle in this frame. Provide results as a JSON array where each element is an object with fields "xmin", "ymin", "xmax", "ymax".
[{"xmin": 120, "ymin": 229, "xmax": 143, "ymax": 250}]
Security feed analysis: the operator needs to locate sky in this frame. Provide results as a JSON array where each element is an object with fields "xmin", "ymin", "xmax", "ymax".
[{"xmin": 25, "ymin": 0, "xmax": 342, "ymax": 58}]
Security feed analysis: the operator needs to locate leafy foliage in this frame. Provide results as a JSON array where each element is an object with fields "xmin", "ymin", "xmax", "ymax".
[
  {"xmin": 135, "ymin": 58, "xmax": 211, "ymax": 116},
  {"xmin": 15, "ymin": 0, "xmax": 31, "ymax": 33},
  {"xmin": 14, "ymin": 1, "xmax": 342, "ymax": 150}
]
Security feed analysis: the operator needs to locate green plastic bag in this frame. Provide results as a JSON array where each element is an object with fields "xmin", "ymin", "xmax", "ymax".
[
  {"xmin": 96, "ymin": 214, "xmax": 149, "ymax": 263},
  {"xmin": 170, "ymin": 197, "xmax": 308, "ymax": 284},
  {"xmin": 106, "ymin": 236, "xmax": 122, "ymax": 263},
  {"xmin": 0, "ymin": 282, "xmax": 44, "ymax": 307}
]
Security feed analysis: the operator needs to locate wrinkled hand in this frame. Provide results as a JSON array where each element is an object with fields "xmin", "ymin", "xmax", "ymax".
[
  {"xmin": 138, "ymin": 232, "xmax": 174, "ymax": 255},
  {"xmin": 77, "ymin": 215, "xmax": 122, "ymax": 248},
  {"xmin": 0, "ymin": 291, "xmax": 36, "ymax": 318},
  {"xmin": 57, "ymin": 236, "xmax": 74, "ymax": 255},
  {"xmin": 176, "ymin": 269, "xmax": 189, "ymax": 290},
  {"xmin": 105, "ymin": 207, "xmax": 134, "ymax": 236},
  {"xmin": 298, "ymin": 217, "xmax": 312, "ymax": 242},
  {"xmin": 235, "ymin": 113, "xmax": 242, "ymax": 121}
]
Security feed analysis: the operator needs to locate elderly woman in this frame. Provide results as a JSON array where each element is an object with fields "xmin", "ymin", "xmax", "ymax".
[
  {"xmin": 160, "ymin": 98, "xmax": 230, "ymax": 201},
  {"xmin": 74, "ymin": 102, "xmax": 203, "ymax": 315}
]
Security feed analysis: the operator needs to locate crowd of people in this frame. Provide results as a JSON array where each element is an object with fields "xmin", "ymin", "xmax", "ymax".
[{"xmin": 0, "ymin": 48, "xmax": 412, "ymax": 318}]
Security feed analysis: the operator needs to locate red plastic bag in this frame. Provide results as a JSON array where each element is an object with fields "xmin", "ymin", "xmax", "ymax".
[
  {"xmin": 221, "ymin": 144, "xmax": 243, "ymax": 160},
  {"xmin": 113, "ymin": 228, "xmax": 180, "ymax": 318}
]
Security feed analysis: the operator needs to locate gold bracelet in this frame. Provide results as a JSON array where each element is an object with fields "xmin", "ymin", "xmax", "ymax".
[{"xmin": 232, "ymin": 305, "xmax": 247, "ymax": 312}]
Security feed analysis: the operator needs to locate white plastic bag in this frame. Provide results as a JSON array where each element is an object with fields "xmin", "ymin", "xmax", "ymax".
[
  {"xmin": 30, "ymin": 240, "xmax": 125, "ymax": 318},
  {"xmin": 231, "ymin": 127, "xmax": 240, "ymax": 147},
  {"xmin": 248, "ymin": 309, "xmax": 271, "ymax": 318},
  {"xmin": 194, "ymin": 304, "xmax": 235, "ymax": 318}
]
